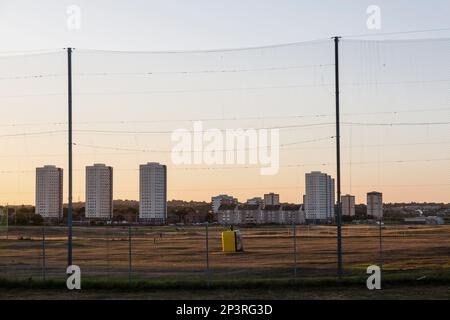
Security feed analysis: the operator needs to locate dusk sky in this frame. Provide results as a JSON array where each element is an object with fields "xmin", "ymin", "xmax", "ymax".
[{"xmin": 0, "ymin": 0, "xmax": 449, "ymax": 205}]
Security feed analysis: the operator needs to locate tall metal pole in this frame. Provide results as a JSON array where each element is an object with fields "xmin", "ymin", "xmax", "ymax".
[
  {"xmin": 67, "ymin": 47, "xmax": 73, "ymax": 267},
  {"xmin": 333, "ymin": 36, "xmax": 343, "ymax": 277}
]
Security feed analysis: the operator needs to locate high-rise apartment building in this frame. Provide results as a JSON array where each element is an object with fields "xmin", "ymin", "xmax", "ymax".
[
  {"xmin": 85, "ymin": 164, "xmax": 113, "ymax": 220},
  {"xmin": 304, "ymin": 171, "xmax": 335, "ymax": 222},
  {"xmin": 341, "ymin": 194, "xmax": 355, "ymax": 216},
  {"xmin": 139, "ymin": 162, "xmax": 167, "ymax": 223},
  {"xmin": 367, "ymin": 191, "xmax": 383, "ymax": 219},
  {"xmin": 35, "ymin": 165, "xmax": 63, "ymax": 219}
]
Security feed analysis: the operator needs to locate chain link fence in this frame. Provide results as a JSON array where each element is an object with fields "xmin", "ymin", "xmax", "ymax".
[{"xmin": 1, "ymin": 223, "xmax": 449, "ymax": 282}]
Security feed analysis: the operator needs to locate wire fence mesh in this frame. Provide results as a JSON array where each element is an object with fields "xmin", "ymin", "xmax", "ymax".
[{"xmin": 1, "ymin": 223, "xmax": 449, "ymax": 282}]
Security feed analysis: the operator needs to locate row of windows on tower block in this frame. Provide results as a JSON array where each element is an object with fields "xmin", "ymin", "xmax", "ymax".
[{"xmin": 34, "ymin": 163, "xmax": 167, "ymax": 221}]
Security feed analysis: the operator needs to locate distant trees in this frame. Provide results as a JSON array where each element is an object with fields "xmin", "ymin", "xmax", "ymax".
[
  {"xmin": 15, "ymin": 212, "xmax": 43, "ymax": 225},
  {"xmin": 342, "ymin": 215, "xmax": 354, "ymax": 223},
  {"xmin": 113, "ymin": 205, "xmax": 138, "ymax": 222},
  {"xmin": 2, "ymin": 200, "xmax": 216, "ymax": 225},
  {"xmin": 170, "ymin": 207, "xmax": 195, "ymax": 224},
  {"xmin": 0, "ymin": 205, "xmax": 43, "ymax": 225},
  {"xmin": 167, "ymin": 204, "xmax": 212, "ymax": 224},
  {"xmin": 355, "ymin": 204, "xmax": 367, "ymax": 216}
]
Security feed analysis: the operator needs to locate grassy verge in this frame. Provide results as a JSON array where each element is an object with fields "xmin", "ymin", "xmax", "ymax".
[{"xmin": 1, "ymin": 270, "xmax": 449, "ymax": 291}]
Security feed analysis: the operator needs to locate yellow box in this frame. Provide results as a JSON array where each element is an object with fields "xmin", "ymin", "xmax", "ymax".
[{"xmin": 221, "ymin": 231, "xmax": 237, "ymax": 253}]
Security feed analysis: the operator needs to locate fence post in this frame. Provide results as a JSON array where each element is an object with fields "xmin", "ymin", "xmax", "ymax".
[
  {"xmin": 5, "ymin": 205, "xmax": 8, "ymax": 240},
  {"xmin": 293, "ymin": 223, "xmax": 297, "ymax": 278},
  {"xmin": 128, "ymin": 224, "xmax": 132, "ymax": 286},
  {"xmin": 42, "ymin": 224, "xmax": 46, "ymax": 282},
  {"xmin": 205, "ymin": 222, "xmax": 210, "ymax": 285},
  {"xmin": 379, "ymin": 216, "xmax": 383, "ymax": 271},
  {"xmin": 106, "ymin": 225, "xmax": 110, "ymax": 278}
]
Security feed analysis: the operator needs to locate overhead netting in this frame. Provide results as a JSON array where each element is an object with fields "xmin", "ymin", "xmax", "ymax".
[
  {"xmin": 0, "ymin": 38, "xmax": 449, "ymax": 206},
  {"xmin": 70, "ymin": 40, "xmax": 336, "ymax": 203}
]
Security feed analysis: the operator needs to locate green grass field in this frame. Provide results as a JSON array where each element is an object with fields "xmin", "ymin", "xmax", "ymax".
[{"xmin": 0, "ymin": 270, "xmax": 449, "ymax": 299}]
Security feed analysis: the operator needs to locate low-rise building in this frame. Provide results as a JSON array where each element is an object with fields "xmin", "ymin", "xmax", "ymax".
[
  {"xmin": 282, "ymin": 205, "xmax": 305, "ymax": 224},
  {"xmin": 211, "ymin": 195, "xmax": 238, "ymax": 214},
  {"xmin": 238, "ymin": 204, "xmax": 261, "ymax": 224},
  {"xmin": 263, "ymin": 205, "xmax": 282, "ymax": 224},
  {"xmin": 404, "ymin": 216, "xmax": 444, "ymax": 225},
  {"xmin": 246, "ymin": 197, "xmax": 264, "ymax": 206},
  {"xmin": 216, "ymin": 204, "xmax": 239, "ymax": 225},
  {"xmin": 217, "ymin": 203, "xmax": 305, "ymax": 225}
]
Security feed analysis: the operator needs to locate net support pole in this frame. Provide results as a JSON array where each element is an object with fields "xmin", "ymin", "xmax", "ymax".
[
  {"xmin": 333, "ymin": 36, "xmax": 343, "ymax": 277},
  {"xmin": 67, "ymin": 47, "xmax": 73, "ymax": 268}
]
